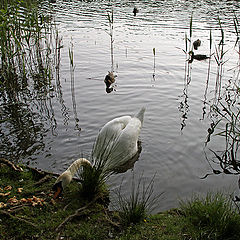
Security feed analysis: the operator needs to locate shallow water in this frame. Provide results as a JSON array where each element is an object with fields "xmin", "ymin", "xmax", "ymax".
[{"xmin": 1, "ymin": 0, "xmax": 240, "ymax": 212}]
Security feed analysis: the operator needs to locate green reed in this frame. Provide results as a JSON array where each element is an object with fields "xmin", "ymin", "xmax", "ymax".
[
  {"xmin": 0, "ymin": 0, "xmax": 60, "ymax": 100},
  {"xmin": 107, "ymin": 9, "xmax": 114, "ymax": 72}
]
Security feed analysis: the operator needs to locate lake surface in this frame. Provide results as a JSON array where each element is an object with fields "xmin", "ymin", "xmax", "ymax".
[{"xmin": 1, "ymin": 0, "xmax": 240, "ymax": 212}]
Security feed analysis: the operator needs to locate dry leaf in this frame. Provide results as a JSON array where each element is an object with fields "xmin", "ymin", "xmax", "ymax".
[
  {"xmin": 0, "ymin": 202, "xmax": 7, "ymax": 208},
  {"xmin": 0, "ymin": 192, "xmax": 11, "ymax": 197},
  {"xmin": 17, "ymin": 188, "xmax": 23, "ymax": 193},
  {"xmin": 8, "ymin": 196, "xmax": 18, "ymax": 205},
  {"xmin": 4, "ymin": 185, "xmax": 12, "ymax": 191},
  {"xmin": 20, "ymin": 198, "xmax": 28, "ymax": 203}
]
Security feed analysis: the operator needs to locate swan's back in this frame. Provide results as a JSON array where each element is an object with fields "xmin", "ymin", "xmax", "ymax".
[{"xmin": 92, "ymin": 107, "xmax": 145, "ymax": 172}]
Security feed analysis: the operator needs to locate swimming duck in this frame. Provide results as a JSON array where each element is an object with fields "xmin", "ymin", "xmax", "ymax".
[
  {"xmin": 53, "ymin": 107, "xmax": 146, "ymax": 198},
  {"xmin": 104, "ymin": 72, "xmax": 115, "ymax": 88},
  {"xmin": 193, "ymin": 39, "xmax": 201, "ymax": 50},
  {"xmin": 189, "ymin": 51, "xmax": 209, "ymax": 63},
  {"xmin": 104, "ymin": 71, "xmax": 116, "ymax": 93}
]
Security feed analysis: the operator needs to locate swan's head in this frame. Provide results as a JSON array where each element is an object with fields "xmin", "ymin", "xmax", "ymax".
[{"xmin": 52, "ymin": 171, "xmax": 72, "ymax": 199}]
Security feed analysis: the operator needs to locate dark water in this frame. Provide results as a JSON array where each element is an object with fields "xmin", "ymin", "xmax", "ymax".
[{"xmin": 1, "ymin": 0, "xmax": 240, "ymax": 212}]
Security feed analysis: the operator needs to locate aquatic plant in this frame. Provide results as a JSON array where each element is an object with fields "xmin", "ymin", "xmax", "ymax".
[
  {"xmin": 180, "ymin": 193, "xmax": 240, "ymax": 240},
  {"xmin": 107, "ymin": 9, "xmax": 114, "ymax": 72},
  {"xmin": 204, "ymin": 16, "xmax": 240, "ymax": 176},
  {"xmin": 152, "ymin": 48, "xmax": 156, "ymax": 79},
  {"xmin": 0, "ymin": 0, "xmax": 61, "ymax": 100}
]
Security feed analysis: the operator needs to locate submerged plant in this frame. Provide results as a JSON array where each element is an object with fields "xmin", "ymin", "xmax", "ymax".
[
  {"xmin": 113, "ymin": 173, "xmax": 162, "ymax": 226},
  {"xmin": 180, "ymin": 193, "xmax": 240, "ymax": 240}
]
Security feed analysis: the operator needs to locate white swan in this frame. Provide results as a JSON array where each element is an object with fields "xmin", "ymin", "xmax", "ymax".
[
  {"xmin": 53, "ymin": 107, "xmax": 145, "ymax": 198},
  {"xmin": 92, "ymin": 107, "xmax": 145, "ymax": 173}
]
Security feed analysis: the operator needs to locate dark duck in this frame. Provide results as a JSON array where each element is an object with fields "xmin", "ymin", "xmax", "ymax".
[
  {"xmin": 193, "ymin": 39, "xmax": 201, "ymax": 50},
  {"xmin": 104, "ymin": 71, "xmax": 115, "ymax": 93},
  {"xmin": 189, "ymin": 51, "xmax": 209, "ymax": 63}
]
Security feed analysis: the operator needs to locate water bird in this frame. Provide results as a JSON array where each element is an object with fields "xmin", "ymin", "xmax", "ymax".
[
  {"xmin": 104, "ymin": 71, "xmax": 116, "ymax": 93},
  {"xmin": 104, "ymin": 71, "xmax": 115, "ymax": 87},
  {"xmin": 193, "ymin": 39, "xmax": 201, "ymax": 50},
  {"xmin": 53, "ymin": 107, "xmax": 146, "ymax": 198},
  {"xmin": 133, "ymin": 7, "xmax": 139, "ymax": 16},
  {"xmin": 189, "ymin": 51, "xmax": 209, "ymax": 63}
]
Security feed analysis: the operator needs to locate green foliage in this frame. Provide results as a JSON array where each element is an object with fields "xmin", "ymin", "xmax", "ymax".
[
  {"xmin": 180, "ymin": 193, "xmax": 240, "ymax": 240},
  {"xmin": 0, "ymin": 0, "xmax": 60, "ymax": 100}
]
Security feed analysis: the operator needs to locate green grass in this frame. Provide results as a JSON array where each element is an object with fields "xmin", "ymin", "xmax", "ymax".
[
  {"xmin": 77, "ymin": 164, "xmax": 109, "ymax": 201},
  {"xmin": 1, "ymin": 163, "xmax": 240, "ymax": 239},
  {"xmin": 180, "ymin": 192, "xmax": 240, "ymax": 240},
  {"xmin": 113, "ymin": 174, "xmax": 162, "ymax": 226}
]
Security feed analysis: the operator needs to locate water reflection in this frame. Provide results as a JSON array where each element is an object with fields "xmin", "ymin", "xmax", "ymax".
[
  {"xmin": 0, "ymin": 102, "xmax": 45, "ymax": 162},
  {"xmin": 204, "ymin": 33, "xmax": 240, "ymax": 176},
  {"xmin": 69, "ymin": 41, "xmax": 81, "ymax": 132}
]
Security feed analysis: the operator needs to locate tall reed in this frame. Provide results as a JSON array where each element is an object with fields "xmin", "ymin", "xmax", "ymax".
[{"xmin": 0, "ymin": 0, "xmax": 60, "ymax": 101}]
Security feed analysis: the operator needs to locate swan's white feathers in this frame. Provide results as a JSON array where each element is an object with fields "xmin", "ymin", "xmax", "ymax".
[{"xmin": 92, "ymin": 107, "xmax": 145, "ymax": 172}]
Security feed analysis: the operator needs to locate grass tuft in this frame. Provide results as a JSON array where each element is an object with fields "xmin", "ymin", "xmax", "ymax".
[
  {"xmin": 180, "ymin": 192, "xmax": 240, "ymax": 240},
  {"xmin": 113, "ymin": 173, "xmax": 162, "ymax": 226},
  {"xmin": 77, "ymin": 164, "xmax": 108, "ymax": 201}
]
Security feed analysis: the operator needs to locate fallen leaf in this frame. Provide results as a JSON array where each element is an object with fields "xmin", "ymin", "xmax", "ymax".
[
  {"xmin": 8, "ymin": 196, "xmax": 19, "ymax": 205},
  {"xmin": 0, "ymin": 192, "xmax": 11, "ymax": 197},
  {"xmin": 20, "ymin": 198, "xmax": 28, "ymax": 203},
  {"xmin": 4, "ymin": 185, "xmax": 12, "ymax": 191},
  {"xmin": 17, "ymin": 188, "xmax": 23, "ymax": 193},
  {"xmin": 0, "ymin": 202, "xmax": 7, "ymax": 208}
]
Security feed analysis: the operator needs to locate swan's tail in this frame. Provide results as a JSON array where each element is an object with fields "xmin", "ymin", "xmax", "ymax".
[{"xmin": 134, "ymin": 107, "xmax": 145, "ymax": 124}]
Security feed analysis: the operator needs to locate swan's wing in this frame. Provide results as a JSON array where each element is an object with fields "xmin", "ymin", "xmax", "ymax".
[
  {"xmin": 103, "ymin": 117, "xmax": 142, "ymax": 172},
  {"xmin": 92, "ymin": 116, "xmax": 131, "ymax": 165}
]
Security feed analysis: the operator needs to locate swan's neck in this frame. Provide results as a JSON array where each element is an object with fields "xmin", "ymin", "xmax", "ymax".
[{"xmin": 66, "ymin": 158, "xmax": 92, "ymax": 177}]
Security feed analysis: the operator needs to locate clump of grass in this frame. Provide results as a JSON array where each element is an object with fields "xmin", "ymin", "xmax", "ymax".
[
  {"xmin": 113, "ymin": 173, "xmax": 162, "ymax": 226},
  {"xmin": 77, "ymin": 164, "xmax": 109, "ymax": 201},
  {"xmin": 180, "ymin": 192, "xmax": 240, "ymax": 240}
]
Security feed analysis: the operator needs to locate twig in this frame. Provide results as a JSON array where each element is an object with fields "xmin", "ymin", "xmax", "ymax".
[
  {"xmin": 0, "ymin": 158, "xmax": 23, "ymax": 172},
  {"xmin": 63, "ymin": 202, "xmax": 71, "ymax": 211},
  {"xmin": 32, "ymin": 174, "xmax": 52, "ymax": 186},
  {"xmin": 55, "ymin": 232, "xmax": 61, "ymax": 240},
  {"xmin": 55, "ymin": 195, "xmax": 100, "ymax": 232},
  {"xmin": 7, "ymin": 204, "xmax": 32, "ymax": 213},
  {"xmin": 104, "ymin": 209, "xmax": 120, "ymax": 229},
  {"xmin": 0, "ymin": 209, "xmax": 38, "ymax": 228}
]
